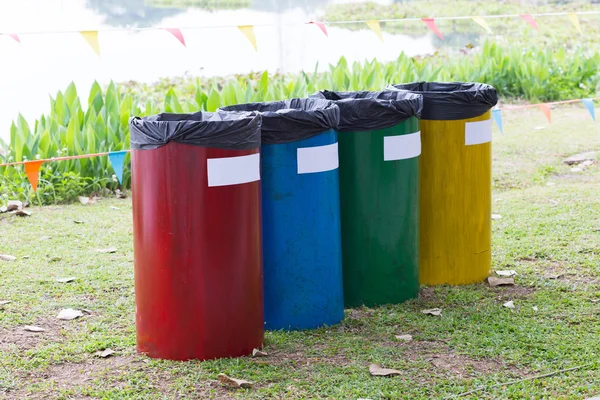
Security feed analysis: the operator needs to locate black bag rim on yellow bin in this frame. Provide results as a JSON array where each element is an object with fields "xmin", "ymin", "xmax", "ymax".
[
  {"xmin": 129, "ymin": 111, "xmax": 262, "ymax": 150},
  {"xmin": 311, "ymin": 90, "xmax": 423, "ymax": 132},
  {"xmin": 386, "ymin": 82, "xmax": 498, "ymax": 120},
  {"xmin": 220, "ymin": 98, "xmax": 340, "ymax": 144}
]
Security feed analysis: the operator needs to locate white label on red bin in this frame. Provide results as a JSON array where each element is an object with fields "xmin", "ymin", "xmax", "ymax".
[
  {"xmin": 207, "ymin": 153, "xmax": 260, "ymax": 187},
  {"xmin": 465, "ymin": 119, "xmax": 493, "ymax": 146},
  {"xmin": 297, "ymin": 142, "xmax": 339, "ymax": 174},
  {"xmin": 383, "ymin": 131, "xmax": 421, "ymax": 161}
]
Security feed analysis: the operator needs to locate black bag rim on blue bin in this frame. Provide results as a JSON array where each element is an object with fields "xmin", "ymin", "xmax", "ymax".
[
  {"xmin": 386, "ymin": 82, "xmax": 498, "ymax": 121},
  {"xmin": 220, "ymin": 98, "xmax": 340, "ymax": 144},
  {"xmin": 310, "ymin": 90, "xmax": 423, "ymax": 132},
  {"xmin": 129, "ymin": 111, "xmax": 262, "ymax": 150}
]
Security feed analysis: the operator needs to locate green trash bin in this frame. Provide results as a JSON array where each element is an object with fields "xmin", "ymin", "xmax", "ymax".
[{"xmin": 311, "ymin": 90, "xmax": 423, "ymax": 307}]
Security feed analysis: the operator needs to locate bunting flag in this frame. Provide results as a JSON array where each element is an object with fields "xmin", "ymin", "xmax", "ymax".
[
  {"xmin": 366, "ymin": 20, "xmax": 384, "ymax": 42},
  {"xmin": 24, "ymin": 161, "xmax": 44, "ymax": 192},
  {"xmin": 238, "ymin": 25, "xmax": 258, "ymax": 51},
  {"xmin": 108, "ymin": 151, "xmax": 128, "ymax": 184},
  {"xmin": 471, "ymin": 16, "xmax": 492, "ymax": 34},
  {"xmin": 80, "ymin": 31, "xmax": 101, "ymax": 56},
  {"xmin": 421, "ymin": 18, "xmax": 444, "ymax": 40},
  {"xmin": 539, "ymin": 104, "xmax": 552, "ymax": 123},
  {"xmin": 582, "ymin": 99, "xmax": 596, "ymax": 121},
  {"xmin": 520, "ymin": 14, "xmax": 539, "ymax": 31},
  {"xmin": 162, "ymin": 28, "xmax": 186, "ymax": 47},
  {"xmin": 492, "ymin": 109, "xmax": 503, "ymax": 134},
  {"xmin": 6, "ymin": 33, "xmax": 21, "ymax": 44},
  {"xmin": 309, "ymin": 21, "xmax": 328, "ymax": 37},
  {"xmin": 568, "ymin": 13, "xmax": 582, "ymax": 34}
]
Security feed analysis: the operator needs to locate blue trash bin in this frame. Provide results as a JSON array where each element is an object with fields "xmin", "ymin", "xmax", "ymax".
[{"xmin": 221, "ymin": 99, "xmax": 343, "ymax": 330}]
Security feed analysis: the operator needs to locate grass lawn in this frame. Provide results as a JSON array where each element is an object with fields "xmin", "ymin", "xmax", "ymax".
[{"xmin": 1, "ymin": 106, "xmax": 600, "ymax": 399}]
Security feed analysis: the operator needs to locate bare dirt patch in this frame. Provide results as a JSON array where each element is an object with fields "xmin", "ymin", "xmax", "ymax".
[{"xmin": 0, "ymin": 319, "xmax": 63, "ymax": 351}]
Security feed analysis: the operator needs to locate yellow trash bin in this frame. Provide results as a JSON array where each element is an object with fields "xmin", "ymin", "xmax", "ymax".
[{"xmin": 387, "ymin": 82, "xmax": 498, "ymax": 285}]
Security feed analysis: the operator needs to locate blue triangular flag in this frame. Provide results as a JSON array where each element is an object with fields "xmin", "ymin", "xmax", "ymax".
[
  {"xmin": 108, "ymin": 151, "xmax": 128, "ymax": 184},
  {"xmin": 492, "ymin": 108, "xmax": 503, "ymax": 134},
  {"xmin": 582, "ymin": 98, "xmax": 595, "ymax": 121}
]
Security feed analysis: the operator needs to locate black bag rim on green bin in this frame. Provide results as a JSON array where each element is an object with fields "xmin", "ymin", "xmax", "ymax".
[
  {"xmin": 386, "ymin": 82, "xmax": 498, "ymax": 120},
  {"xmin": 220, "ymin": 98, "xmax": 339, "ymax": 144},
  {"xmin": 311, "ymin": 90, "xmax": 422, "ymax": 132},
  {"xmin": 129, "ymin": 111, "xmax": 262, "ymax": 150}
]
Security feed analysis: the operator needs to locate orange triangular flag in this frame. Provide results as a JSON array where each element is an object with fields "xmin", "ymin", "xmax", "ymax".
[
  {"xmin": 366, "ymin": 20, "xmax": 384, "ymax": 42},
  {"xmin": 162, "ymin": 28, "xmax": 186, "ymax": 47},
  {"xmin": 520, "ymin": 14, "xmax": 539, "ymax": 31},
  {"xmin": 238, "ymin": 25, "xmax": 257, "ymax": 51},
  {"xmin": 80, "ymin": 31, "xmax": 100, "ymax": 56},
  {"xmin": 24, "ymin": 161, "xmax": 44, "ymax": 192},
  {"xmin": 471, "ymin": 16, "xmax": 492, "ymax": 34},
  {"xmin": 568, "ymin": 13, "xmax": 582, "ymax": 34},
  {"xmin": 539, "ymin": 104, "xmax": 552, "ymax": 124},
  {"xmin": 421, "ymin": 18, "xmax": 443, "ymax": 40},
  {"xmin": 309, "ymin": 21, "xmax": 328, "ymax": 37},
  {"xmin": 6, "ymin": 33, "xmax": 21, "ymax": 43}
]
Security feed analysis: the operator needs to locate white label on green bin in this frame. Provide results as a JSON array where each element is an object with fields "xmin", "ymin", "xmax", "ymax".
[
  {"xmin": 297, "ymin": 142, "xmax": 339, "ymax": 174},
  {"xmin": 465, "ymin": 119, "xmax": 493, "ymax": 146},
  {"xmin": 207, "ymin": 153, "xmax": 260, "ymax": 187},
  {"xmin": 383, "ymin": 131, "xmax": 421, "ymax": 161}
]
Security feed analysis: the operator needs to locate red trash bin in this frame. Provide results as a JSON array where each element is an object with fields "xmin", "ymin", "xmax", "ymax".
[{"xmin": 129, "ymin": 111, "xmax": 264, "ymax": 361}]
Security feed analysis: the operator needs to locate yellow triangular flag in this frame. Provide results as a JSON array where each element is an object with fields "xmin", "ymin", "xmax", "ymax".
[
  {"xmin": 365, "ymin": 20, "xmax": 384, "ymax": 42},
  {"xmin": 80, "ymin": 31, "xmax": 100, "ymax": 56},
  {"xmin": 471, "ymin": 16, "xmax": 492, "ymax": 34},
  {"xmin": 238, "ymin": 25, "xmax": 257, "ymax": 51},
  {"xmin": 568, "ymin": 13, "xmax": 582, "ymax": 34}
]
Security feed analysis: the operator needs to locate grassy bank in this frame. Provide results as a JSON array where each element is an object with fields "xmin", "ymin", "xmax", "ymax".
[{"xmin": 1, "ymin": 106, "xmax": 600, "ymax": 399}]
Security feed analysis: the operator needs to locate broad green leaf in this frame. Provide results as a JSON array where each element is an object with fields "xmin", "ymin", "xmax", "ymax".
[{"xmin": 206, "ymin": 88, "xmax": 221, "ymax": 112}]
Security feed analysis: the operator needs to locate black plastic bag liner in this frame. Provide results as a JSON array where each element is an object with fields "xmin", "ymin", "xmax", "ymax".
[
  {"xmin": 310, "ymin": 90, "xmax": 423, "ymax": 132},
  {"xmin": 220, "ymin": 98, "xmax": 339, "ymax": 144},
  {"xmin": 386, "ymin": 82, "xmax": 498, "ymax": 121},
  {"xmin": 129, "ymin": 111, "xmax": 262, "ymax": 150}
]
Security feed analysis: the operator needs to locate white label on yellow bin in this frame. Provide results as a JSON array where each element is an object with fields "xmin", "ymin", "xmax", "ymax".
[
  {"xmin": 207, "ymin": 153, "xmax": 260, "ymax": 187},
  {"xmin": 465, "ymin": 119, "xmax": 493, "ymax": 146},
  {"xmin": 297, "ymin": 142, "xmax": 339, "ymax": 174},
  {"xmin": 383, "ymin": 131, "xmax": 421, "ymax": 161}
]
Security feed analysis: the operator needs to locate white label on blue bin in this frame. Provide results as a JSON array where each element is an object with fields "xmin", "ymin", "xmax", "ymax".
[
  {"xmin": 297, "ymin": 142, "xmax": 339, "ymax": 174},
  {"xmin": 383, "ymin": 131, "xmax": 421, "ymax": 161},
  {"xmin": 207, "ymin": 153, "xmax": 260, "ymax": 187},
  {"xmin": 465, "ymin": 119, "xmax": 493, "ymax": 146}
]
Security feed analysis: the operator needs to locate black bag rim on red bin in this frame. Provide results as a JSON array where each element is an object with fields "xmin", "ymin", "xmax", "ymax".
[{"xmin": 129, "ymin": 110, "xmax": 262, "ymax": 151}]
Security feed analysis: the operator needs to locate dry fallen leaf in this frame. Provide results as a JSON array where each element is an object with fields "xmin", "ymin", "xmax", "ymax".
[
  {"xmin": 492, "ymin": 214, "xmax": 502, "ymax": 220},
  {"xmin": 488, "ymin": 276, "xmax": 515, "ymax": 287},
  {"xmin": 369, "ymin": 363, "xmax": 401, "ymax": 377},
  {"xmin": 115, "ymin": 189, "xmax": 127, "ymax": 199},
  {"xmin": 57, "ymin": 277, "xmax": 76, "ymax": 283},
  {"xmin": 96, "ymin": 248, "xmax": 117, "ymax": 254},
  {"xmin": 0, "ymin": 300, "xmax": 11, "ymax": 306},
  {"xmin": 532, "ymin": 306, "xmax": 539, "ymax": 312},
  {"xmin": 6, "ymin": 200, "xmax": 22, "ymax": 211},
  {"xmin": 57, "ymin": 308, "xmax": 84, "ymax": 320},
  {"xmin": 49, "ymin": 256, "xmax": 62, "ymax": 262},
  {"xmin": 496, "ymin": 270, "xmax": 517, "ymax": 277},
  {"xmin": 545, "ymin": 273, "xmax": 564, "ymax": 280},
  {"xmin": 73, "ymin": 220, "xmax": 85, "ymax": 224},
  {"xmin": 217, "ymin": 373, "xmax": 253, "ymax": 389},
  {"xmin": 15, "ymin": 210, "xmax": 31, "ymax": 217},
  {"xmin": 23, "ymin": 325, "xmax": 45, "ymax": 332},
  {"xmin": 590, "ymin": 299, "xmax": 600, "ymax": 303},
  {"xmin": 395, "ymin": 334, "xmax": 413, "ymax": 342},
  {"xmin": 78, "ymin": 196, "xmax": 97, "ymax": 205},
  {"xmin": 95, "ymin": 349, "xmax": 116, "ymax": 358},
  {"xmin": 0, "ymin": 206, "xmax": 7, "ymax": 213},
  {"xmin": 0, "ymin": 255, "xmax": 17, "ymax": 262},
  {"xmin": 110, "ymin": 206, "xmax": 120, "ymax": 210},
  {"xmin": 421, "ymin": 308, "xmax": 442, "ymax": 317},
  {"xmin": 252, "ymin": 348, "xmax": 268, "ymax": 357},
  {"xmin": 503, "ymin": 300, "xmax": 515, "ymax": 309}
]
